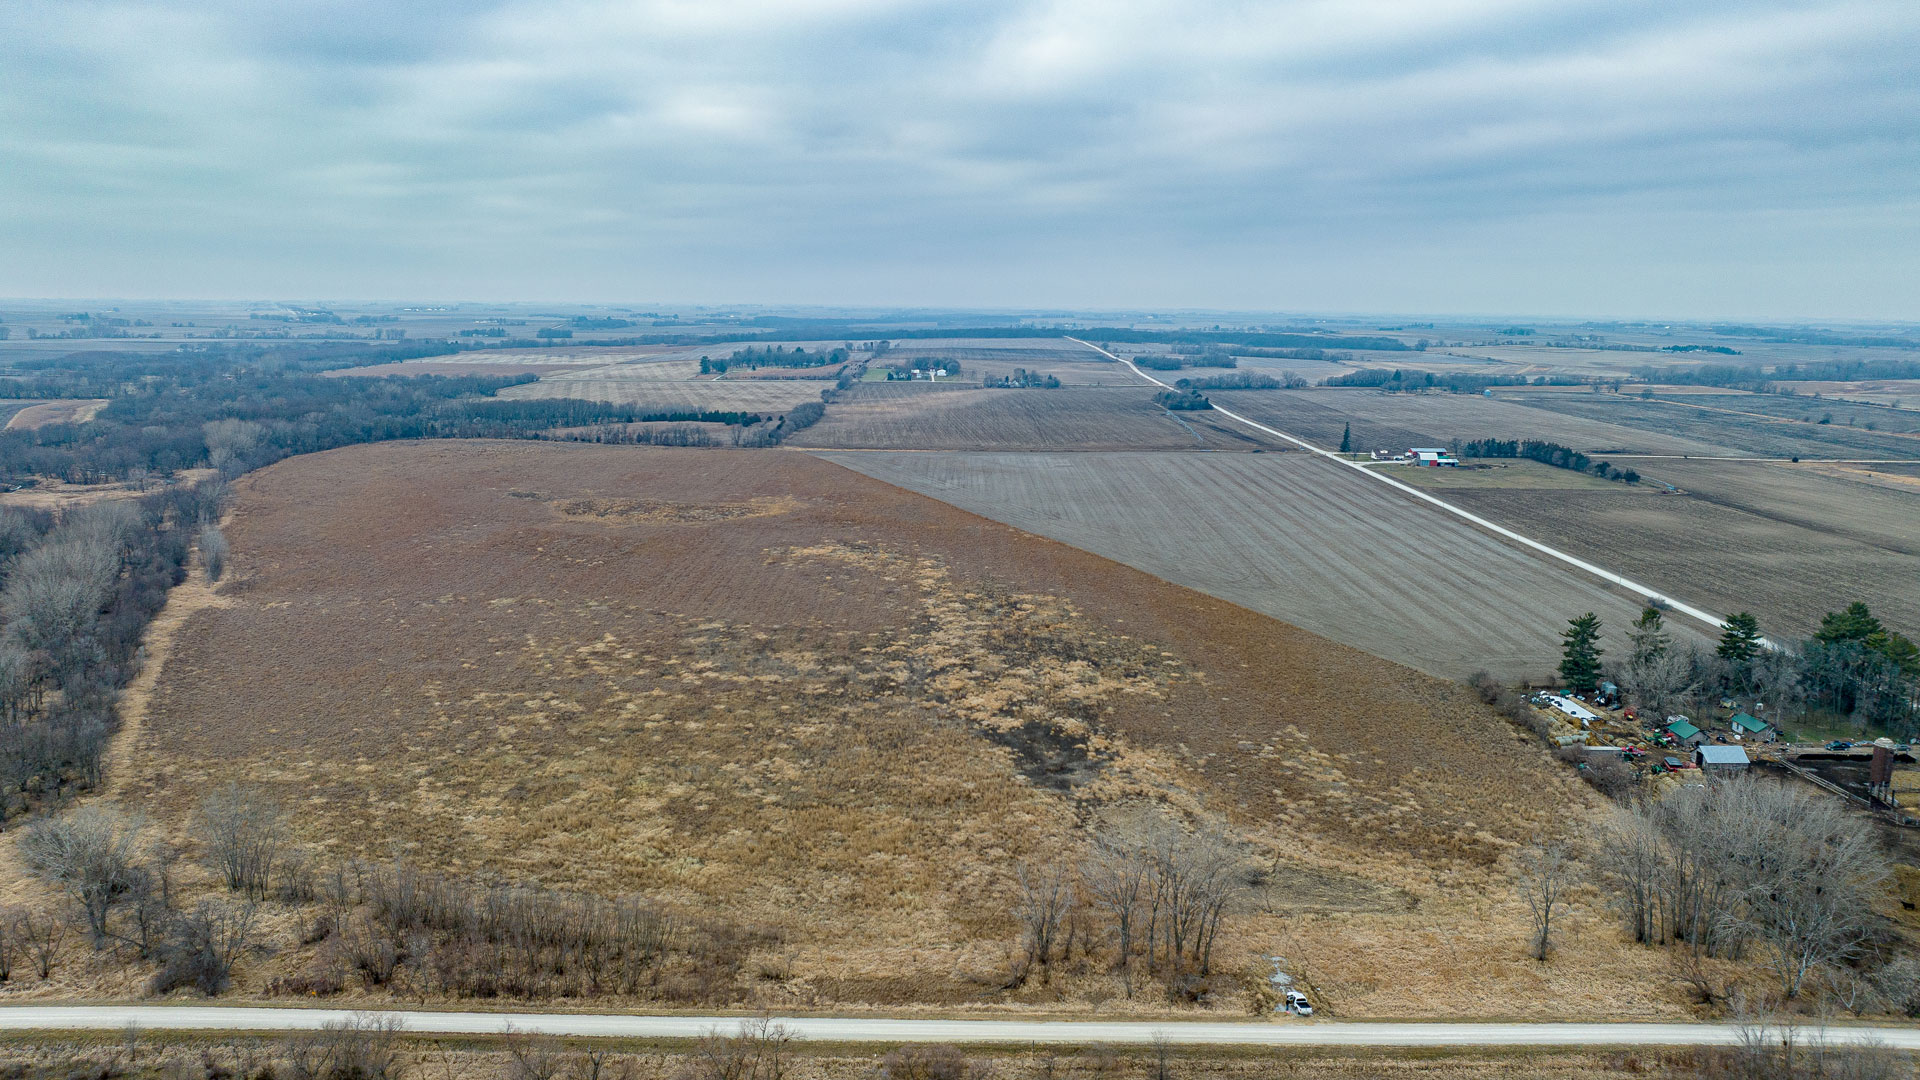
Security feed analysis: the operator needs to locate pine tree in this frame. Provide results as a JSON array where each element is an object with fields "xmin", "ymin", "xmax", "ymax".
[
  {"xmin": 1339, "ymin": 423, "xmax": 1352, "ymax": 453},
  {"xmin": 1628, "ymin": 606, "xmax": 1669, "ymax": 666},
  {"xmin": 1815, "ymin": 602, "xmax": 1882, "ymax": 644},
  {"xmin": 1716, "ymin": 612, "xmax": 1763, "ymax": 664},
  {"xmin": 1559, "ymin": 613, "xmax": 1604, "ymax": 692}
]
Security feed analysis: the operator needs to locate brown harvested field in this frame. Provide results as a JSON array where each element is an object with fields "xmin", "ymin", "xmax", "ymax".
[
  {"xmin": 122, "ymin": 440, "xmax": 1695, "ymax": 1018},
  {"xmin": 323, "ymin": 361, "xmax": 605, "ymax": 378},
  {"xmin": 1210, "ymin": 390, "xmax": 1733, "ymax": 456},
  {"xmin": 1494, "ymin": 392, "xmax": 1920, "ymax": 460},
  {"xmin": 1433, "ymin": 460, "xmax": 1920, "ymax": 641},
  {"xmin": 790, "ymin": 385, "xmax": 1284, "ymax": 451},
  {"xmin": 2, "ymin": 397, "xmax": 109, "ymax": 429},
  {"xmin": 497, "ymin": 374, "xmax": 828, "ymax": 412},
  {"xmin": 815, "ymin": 450, "xmax": 1709, "ymax": 678},
  {"xmin": 1793, "ymin": 378, "xmax": 1920, "ymax": 409}
]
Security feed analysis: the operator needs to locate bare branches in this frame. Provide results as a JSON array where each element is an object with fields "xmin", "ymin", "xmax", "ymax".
[
  {"xmin": 1013, "ymin": 862, "xmax": 1074, "ymax": 983},
  {"xmin": 1515, "ymin": 841, "xmax": 1574, "ymax": 961},
  {"xmin": 198, "ymin": 525, "xmax": 229, "ymax": 582},
  {"xmin": 688, "ymin": 1018, "xmax": 795, "ymax": 1080},
  {"xmin": 17, "ymin": 805, "xmax": 148, "ymax": 945},
  {"xmin": 1601, "ymin": 779, "xmax": 1890, "ymax": 999},
  {"xmin": 194, "ymin": 784, "xmax": 287, "ymax": 900}
]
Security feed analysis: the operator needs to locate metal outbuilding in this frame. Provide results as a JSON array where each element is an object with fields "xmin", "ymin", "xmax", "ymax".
[{"xmin": 1694, "ymin": 745, "xmax": 1750, "ymax": 772}]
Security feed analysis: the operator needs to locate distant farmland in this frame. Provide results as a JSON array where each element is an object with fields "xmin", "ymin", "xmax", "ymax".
[
  {"xmin": 815, "ymin": 449, "xmax": 1704, "ymax": 678},
  {"xmin": 1209, "ymin": 389, "xmax": 1732, "ymax": 456},
  {"xmin": 790, "ymin": 384, "xmax": 1285, "ymax": 451}
]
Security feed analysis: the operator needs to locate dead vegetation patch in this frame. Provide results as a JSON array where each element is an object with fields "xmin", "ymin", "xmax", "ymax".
[{"xmin": 104, "ymin": 441, "xmax": 1681, "ymax": 1016}]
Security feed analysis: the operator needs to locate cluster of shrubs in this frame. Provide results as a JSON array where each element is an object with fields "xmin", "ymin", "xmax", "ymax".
[
  {"xmin": 982, "ymin": 368, "xmax": 1060, "ymax": 388},
  {"xmin": 1153, "ymin": 389, "xmax": 1212, "ymax": 411}
]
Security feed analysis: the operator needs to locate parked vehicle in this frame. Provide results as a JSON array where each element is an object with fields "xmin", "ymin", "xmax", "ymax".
[
  {"xmin": 1284, "ymin": 990, "xmax": 1313, "ymax": 1016},
  {"xmin": 1827, "ymin": 740, "xmax": 1854, "ymax": 751}
]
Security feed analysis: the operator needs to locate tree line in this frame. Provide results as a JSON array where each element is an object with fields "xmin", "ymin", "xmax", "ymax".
[
  {"xmin": 703, "ymin": 346, "xmax": 851, "ymax": 373},
  {"xmin": 16, "ymin": 789, "xmax": 766, "ymax": 1003},
  {"xmin": 1458, "ymin": 438, "xmax": 1640, "ymax": 483},
  {"xmin": 0, "ymin": 490, "xmax": 203, "ymax": 816},
  {"xmin": 1173, "ymin": 371, "xmax": 1305, "ymax": 390},
  {"xmin": 1561, "ymin": 602, "xmax": 1917, "ymax": 736},
  {"xmin": 1326, "ymin": 369, "xmax": 1586, "ymax": 393}
]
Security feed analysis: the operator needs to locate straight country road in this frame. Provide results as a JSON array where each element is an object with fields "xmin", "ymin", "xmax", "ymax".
[
  {"xmin": 1065, "ymin": 338, "xmax": 1766, "ymax": 646},
  {"xmin": 0, "ymin": 1007, "xmax": 1917, "ymax": 1048}
]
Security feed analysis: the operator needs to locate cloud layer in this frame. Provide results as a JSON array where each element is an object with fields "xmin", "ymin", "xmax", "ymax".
[{"xmin": 2, "ymin": 0, "xmax": 1915, "ymax": 316}]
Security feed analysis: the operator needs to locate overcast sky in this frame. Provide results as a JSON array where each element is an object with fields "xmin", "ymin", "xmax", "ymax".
[{"xmin": 1, "ymin": 0, "xmax": 1916, "ymax": 319}]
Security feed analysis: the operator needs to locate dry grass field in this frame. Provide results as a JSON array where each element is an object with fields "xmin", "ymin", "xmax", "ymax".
[
  {"xmin": 790, "ymin": 385, "xmax": 1282, "ymax": 451},
  {"xmin": 815, "ymin": 450, "xmax": 1706, "ymax": 678},
  {"xmin": 1209, "ymin": 390, "xmax": 1730, "ymax": 457},
  {"xmin": 2, "ymin": 398, "xmax": 109, "ymax": 429},
  {"xmin": 107, "ymin": 440, "xmax": 1710, "ymax": 1018}
]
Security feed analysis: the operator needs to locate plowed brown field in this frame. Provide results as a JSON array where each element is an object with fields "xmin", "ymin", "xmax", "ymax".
[{"xmin": 126, "ymin": 441, "xmax": 1683, "ymax": 1017}]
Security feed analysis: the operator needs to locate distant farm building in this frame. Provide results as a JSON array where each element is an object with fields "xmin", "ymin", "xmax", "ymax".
[
  {"xmin": 1408, "ymin": 447, "xmax": 1459, "ymax": 467},
  {"xmin": 1694, "ymin": 745, "xmax": 1750, "ymax": 772},
  {"xmin": 1665, "ymin": 719, "xmax": 1706, "ymax": 747},
  {"xmin": 1729, "ymin": 713, "xmax": 1770, "ymax": 739}
]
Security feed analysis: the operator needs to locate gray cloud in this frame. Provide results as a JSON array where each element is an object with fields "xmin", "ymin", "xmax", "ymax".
[{"xmin": 0, "ymin": 0, "xmax": 1915, "ymax": 316}]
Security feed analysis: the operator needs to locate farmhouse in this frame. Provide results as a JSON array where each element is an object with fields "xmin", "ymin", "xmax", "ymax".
[
  {"xmin": 1729, "ymin": 713, "xmax": 1770, "ymax": 739},
  {"xmin": 1408, "ymin": 447, "xmax": 1459, "ymax": 467},
  {"xmin": 1694, "ymin": 745, "xmax": 1750, "ymax": 773}
]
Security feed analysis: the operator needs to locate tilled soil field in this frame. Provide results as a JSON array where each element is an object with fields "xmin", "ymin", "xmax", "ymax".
[
  {"xmin": 1442, "ymin": 465, "xmax": 1920, "ymax": 641},
  {"xmin": 1210, "ymin": 390, "xmax": 1732, "ymax": 457},
  {"xmin": 789, "ymin": 385, "xmax": 1283, "ymax": 451},
  {"xmin": 123, "ymin": 440, "xmax": 1686, "ymax": 1017},
  {"xmin": 815, "ymin": 450, "xmax": 1707, "ymax": 678},
  {"xmin": 1495, "ymin": 393, "xmax": 1920, "ymax": 460}
]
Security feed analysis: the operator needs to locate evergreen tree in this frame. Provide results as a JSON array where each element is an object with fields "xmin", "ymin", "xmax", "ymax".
[
  {"xmin": 1339, "ymin": 423, "xmax": 1352, "ymax": 453},
  {"xmin": 1628, "ymin": 605, "xmax": 1669, "ymax": 666},
  {"xmin": 1815, "ymin": 601, "xmax": 1882, "ymax": 644},
  {"xmin": 1717, "ymin": 612, "xmax": 1763, "ymax": 664},
  {"xmin": 1559, "ymin": 613, "xmax": 1604, "ymax": 692}
]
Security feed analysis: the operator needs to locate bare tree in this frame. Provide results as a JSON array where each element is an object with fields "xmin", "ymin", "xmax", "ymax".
[
  {"xmin": 202, "ymin": 420, "xmax": 265, "ymax": 479},
  {"xmin": 1013, "ymin": 861, "xmax": 1074, "ymax": 982},
  {"xmin": 1083, "ymin": 811, "xmax": 1152, "ymax": 996},
  {"xmin": 18, "ymin": 806, "xmax": 148, "ymax": 945},
  {"xmin": 194, "ymin": 784, "xmax": 287, "ymax": 899},
  {"xmin": 197, "ymin": 524, "xmax": 229, "ymax": 583},
  {"xmin": 151, "ymin": 899, "xmax": 257, "ymax": 995},
  {"xmin": 19, "ymin": 908, "xmax": 61, "ymax": 979},
  {"xmin": 1515, "ymin": 841, "xmax": 1574, "ymax": 961}
]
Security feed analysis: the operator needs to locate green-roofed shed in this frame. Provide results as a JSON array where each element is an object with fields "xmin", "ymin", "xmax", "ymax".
[
  {"xmin": 1666, "ymin": 720, "xmax": 1705, "ymax": 747},
  {"xmin": 1730, "ymin": 713, "xmax": 1769, "ymax": 736}
]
